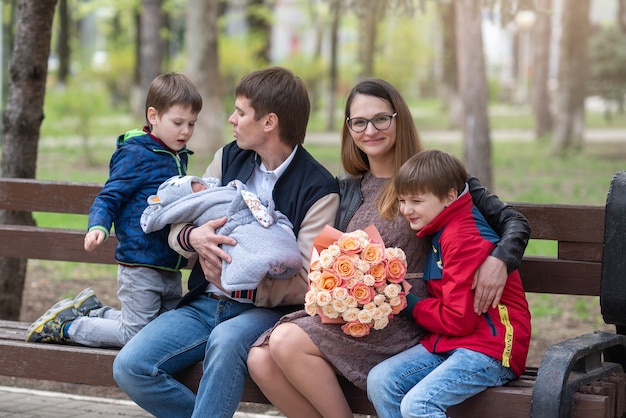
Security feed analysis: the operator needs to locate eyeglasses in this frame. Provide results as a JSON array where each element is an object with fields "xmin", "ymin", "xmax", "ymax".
[{"xmin": 346, "ymin": 113, "xmax": 397, "ymax": 133}]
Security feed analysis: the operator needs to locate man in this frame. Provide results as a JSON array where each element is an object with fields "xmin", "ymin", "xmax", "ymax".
[{"xmin": 113, "ymin": 67, "xmax": 340, "ymax": 417}]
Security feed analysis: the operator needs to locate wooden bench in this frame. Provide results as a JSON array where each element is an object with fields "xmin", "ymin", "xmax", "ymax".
[{"xmin": 1, "ymin": 172, "xmax": 626, "ymax": 417}]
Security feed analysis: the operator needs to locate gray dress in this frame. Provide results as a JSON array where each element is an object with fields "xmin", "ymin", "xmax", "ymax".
[{"xmin": 253, "ymin": 173, "xmax": 430, "ymax": 390}]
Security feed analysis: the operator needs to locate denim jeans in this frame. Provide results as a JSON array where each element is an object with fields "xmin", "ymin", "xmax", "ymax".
[
  {"xmin": 367, "ymin": 344, "xmax": 516, "ymax": 418},
  {"xmin": 68, "ymin": 265, "xmax": 181, "ymax": 347},
  {"xmin": 113, "ymin": 293, "xmax": 284, "ymax": 418}
]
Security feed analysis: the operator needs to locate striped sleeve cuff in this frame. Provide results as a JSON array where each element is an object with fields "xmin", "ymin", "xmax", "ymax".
[{"xmin": 178, "ymin": 224, "xmax": 196, "ymax": 253}]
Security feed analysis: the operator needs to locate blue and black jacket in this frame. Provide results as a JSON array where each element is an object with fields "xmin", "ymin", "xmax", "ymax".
[{"xmin": 87, "ymin": 128, "xmax": 191, "ymax": 270}]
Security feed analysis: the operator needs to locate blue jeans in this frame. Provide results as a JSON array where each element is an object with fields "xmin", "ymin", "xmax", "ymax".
[
  {"xmin": 367, "ymin": 344, "xmax": 516, "ymax": 418},
  {"xmin": 113, "ymin": 294, "xmax": 284, "ymax": 418}
]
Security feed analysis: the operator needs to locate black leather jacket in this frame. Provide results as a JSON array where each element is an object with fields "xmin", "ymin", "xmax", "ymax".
[{"xmin": 334, "ymin": 174, "xmax": 530, "ymax": 274}]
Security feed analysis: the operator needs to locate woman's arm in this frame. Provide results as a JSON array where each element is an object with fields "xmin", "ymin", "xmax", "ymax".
[{"xmin": 468, "ymin": 175, "xmax": 531, "ymax": 313}]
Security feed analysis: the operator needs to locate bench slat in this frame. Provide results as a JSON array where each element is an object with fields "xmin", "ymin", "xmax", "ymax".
[
  {"xmin": 0, "ymin": 226, "xmax": 118, "ymax": 264},
  {"xmin": 0, "ymin": 178, "xmax": 102, "ymax": 214},
  {"xmin": 514, "ymin": 203, "xmax": 605, "ymax": 242},
  {"xmin": 519, "ymin": 257, "xmax": 601, "ymax": 296}
]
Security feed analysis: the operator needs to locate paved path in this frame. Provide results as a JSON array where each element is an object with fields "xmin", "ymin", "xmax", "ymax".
[{"xmin": 0, "ymin": 386, "xmax": 285, "ymax": 418}]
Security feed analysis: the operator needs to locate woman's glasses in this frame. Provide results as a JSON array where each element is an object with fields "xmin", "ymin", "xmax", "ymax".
[{"xmin": 346, "ymin": 113, "xmax": 397, "ymax": 133}]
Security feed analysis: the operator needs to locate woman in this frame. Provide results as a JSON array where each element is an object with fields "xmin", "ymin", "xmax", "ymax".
[{"xmin": 247, "ymin": 78, "xmax": 530, "ymax": 418}]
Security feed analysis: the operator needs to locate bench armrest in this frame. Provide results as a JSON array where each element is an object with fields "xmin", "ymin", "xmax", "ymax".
[{"xmin": 531, "ymin": 331, "xmax": 626, "ymax": 418}]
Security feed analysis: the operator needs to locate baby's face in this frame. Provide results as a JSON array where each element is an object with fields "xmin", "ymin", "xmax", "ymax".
[{"xmin": 191, "ymin": 182, "xmax": 207, "ymax": 193}]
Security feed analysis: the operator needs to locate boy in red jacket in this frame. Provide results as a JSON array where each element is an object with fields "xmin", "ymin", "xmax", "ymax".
[{"xmin": 368, "ymin": 150, "xmax": 531, "ymax": 418}]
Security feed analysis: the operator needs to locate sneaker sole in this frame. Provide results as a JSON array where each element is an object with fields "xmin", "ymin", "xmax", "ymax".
[{"xmin": 25, "ymin": 298, "xmax": 75, "ymax": 342}]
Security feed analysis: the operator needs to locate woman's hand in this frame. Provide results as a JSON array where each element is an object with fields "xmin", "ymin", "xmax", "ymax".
[{"xmin": 472, "ymin": 255, "xmax": 507, "ymax": 314}]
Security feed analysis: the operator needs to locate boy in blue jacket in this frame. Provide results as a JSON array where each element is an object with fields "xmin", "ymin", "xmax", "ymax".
[{"xmin": 26, "ymin": 72, "xmax": 202, "ymax": 347}]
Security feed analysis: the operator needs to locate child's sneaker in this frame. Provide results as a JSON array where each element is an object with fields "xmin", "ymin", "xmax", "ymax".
[
  {"xmin": 73, "ymin": 287, "xmax": 103, "ymax": 316},
  {"xmin": 25, "ymin": 298, "xmax": 78, "ymax": 343}
]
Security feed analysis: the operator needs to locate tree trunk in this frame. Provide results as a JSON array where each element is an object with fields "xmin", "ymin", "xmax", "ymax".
[
  {"xmin": 56, "ymin": 0, "xmax": 70, "ymax": 83},
  {"xmin": 552, "ymin": 0, "xmax": 590, "ymax": 156},
  {"xmin": 455, "ymin": 0, "xmax": 492, "ymax": 189},
  {"xmin": 136, "ymin": 0, "xmax": 163, "ymax": 116},
  {"xmin": 325, "ymin": 0, "xmax": 341, "ymax": 132},
  {"xmin": 531, "ymin": 0, "xmax": 553, "ymax": 139},
  {"xmin": 358, "ymin": 0, "xmax": 386, "ymax": 78},
  {"xmin": 185, "ymin": 0, "xmax": 223, "ymax": 159},
  {"xmin": 0, "ymin": 0, "xmax": 58, "ymax": 320},
  {"xmin": 438, "ymin": 1, "xmax": 462, "ymax": 129},
  {"xmin": 619, "ymin": 0, "xmax": 626, "ymax": 33}
]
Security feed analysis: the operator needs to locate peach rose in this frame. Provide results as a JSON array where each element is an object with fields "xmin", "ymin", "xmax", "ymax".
[
  {"xmin": 386, "ymin": 257, "xmax": 407, "ymax": 283},
  {"xmin": 336, "ymin": 234, "xmax": 363, "ymax": 254},
  {"xmin": 332, "ymin": 255, "xmax": 357, "ymax": 279},
  {"xmin": 361, "ymin": 243, "xmax": 384, "ymax": 264},
  {"xmin": 369, "ymin": 262, "xmax": 387, "ymax": 286},
  {"xmin": 351, "ymin": 282, "xmax": 375, "ymax": 305},
  {"xmin": 318, "ymin": 270, "xmax": 342, "ymax": 291},
  {"xmin": 341, "ymin": 320, "xmax": 371, "ymax": 337}
]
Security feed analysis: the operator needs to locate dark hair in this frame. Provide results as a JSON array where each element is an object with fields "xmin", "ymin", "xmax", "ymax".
[
  {"xmin": 235, "ymin": 66, "xmax": 310, "ymax": 147},
  {"xmin": 145, "ymin": 72, "xmax": 203, "ymax": 126},
  {"xmin": 394, "ymin": 149, "xmax": 467, "ymax": 200}
]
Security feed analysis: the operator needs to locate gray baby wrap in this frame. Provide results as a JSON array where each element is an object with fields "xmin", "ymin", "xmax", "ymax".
[{"xmin": 141, "ymin": 176, "xmax": 302, "ymax": 291}]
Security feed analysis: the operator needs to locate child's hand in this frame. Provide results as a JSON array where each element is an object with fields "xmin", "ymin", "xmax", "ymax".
[{"xmin": 84, "ymin": 230, "xmax": 105, "ymax": 252}]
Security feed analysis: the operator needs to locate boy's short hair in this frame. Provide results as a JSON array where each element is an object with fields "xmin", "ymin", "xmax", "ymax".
[
  {"xmin": 235, "ymin": 66, "xmax": 310, "ymax": 147},
  {"xmin": 145, "ymin": 72, "xmax": 203, "ymax": 124},
  {"xmin": 394, "ymin": 150, "xmax": 467, "ymax": 200}
]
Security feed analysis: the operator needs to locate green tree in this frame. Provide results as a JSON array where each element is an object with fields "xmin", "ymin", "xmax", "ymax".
[{"xmin": 0, "ymin": 0, "xmax": 58, "ymax": 320}]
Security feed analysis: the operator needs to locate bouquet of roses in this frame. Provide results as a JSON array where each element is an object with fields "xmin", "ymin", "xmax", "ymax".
[{"xmin": 304, "ymin": 224, "xmax": 409, "ymax": 338}]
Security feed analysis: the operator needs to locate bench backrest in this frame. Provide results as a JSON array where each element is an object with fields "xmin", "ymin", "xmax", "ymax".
[{"xmin": 0, "ymin": 172, "xmax": 624, "ymax": 328}]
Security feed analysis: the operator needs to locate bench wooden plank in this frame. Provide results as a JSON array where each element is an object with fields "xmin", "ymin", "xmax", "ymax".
[
  {"xmin": 0, "ymin": 178, "xmax": 101, "ymax": 214},
  {"xmin": 513, "ymin": 203, "xmax": 605, "ymax": 242},
  {"xmin": 0, "ymin": 226, "xmax": 118, "ymax": 264}
]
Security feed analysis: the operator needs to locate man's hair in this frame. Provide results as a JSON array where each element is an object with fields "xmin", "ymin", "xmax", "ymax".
[
  {"xmin": 235, "ymin": 66, "xmax": 310, "ymax": 147},
  {"xmin": 145, "ymin": 72, "xmax": 203, "ymax": 125}
]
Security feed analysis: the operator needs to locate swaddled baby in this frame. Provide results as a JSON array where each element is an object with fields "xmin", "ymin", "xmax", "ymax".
[{"xmin": 141, "ymin": 175, "xmax": 302, "ymax": 291}]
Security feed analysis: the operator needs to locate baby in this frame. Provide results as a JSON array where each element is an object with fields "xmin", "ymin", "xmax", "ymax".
[{"xmin": 141, "ymin": 175, "xmax": 303, "ymax": 291}]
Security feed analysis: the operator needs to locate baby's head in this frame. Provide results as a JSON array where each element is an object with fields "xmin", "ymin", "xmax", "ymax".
[
  {"xmin": 191, "ymin": 179, "xmax": 208, "ymax": 193},
  {"xmin": 148, "ymin": 175, "xmax": 219, "ymax": 206}
]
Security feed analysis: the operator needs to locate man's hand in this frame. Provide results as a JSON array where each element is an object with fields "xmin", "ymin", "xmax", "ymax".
[
  {"xmin": 472, "ymin": 255, "xmax": 507, "ymax": 314},
  {"xmin": 189, "ymin": 217, "xmax": 237, "ymax": 285}
]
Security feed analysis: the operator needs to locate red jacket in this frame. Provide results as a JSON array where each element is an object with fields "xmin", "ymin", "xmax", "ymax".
[{"xmin": 410, "ymin": 191, "xmax": 531, "ymax": 377}]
